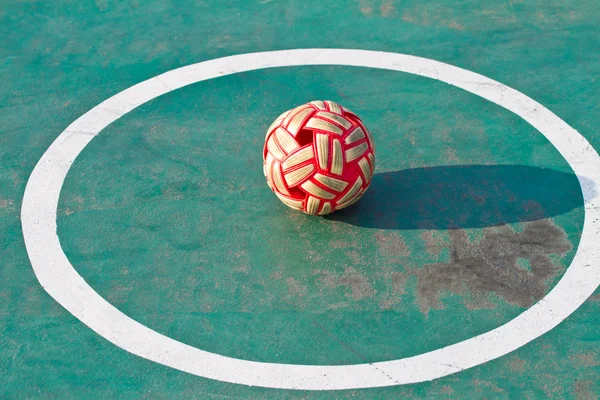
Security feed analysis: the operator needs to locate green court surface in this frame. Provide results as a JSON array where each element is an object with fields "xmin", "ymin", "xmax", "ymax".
[{"xmin": 2, "ymin": 1, "xmax": 600, "ymax": 398}]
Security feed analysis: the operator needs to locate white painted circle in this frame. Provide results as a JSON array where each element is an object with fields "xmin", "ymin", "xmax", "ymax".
[{"xmin": 21, "ymin": 49, "xmax": 600, "ymax": 390}]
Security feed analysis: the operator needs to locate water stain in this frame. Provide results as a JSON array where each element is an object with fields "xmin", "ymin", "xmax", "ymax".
[{"xmin": 415, "ymin": 220, "xmax": 571, "ymax": 314}]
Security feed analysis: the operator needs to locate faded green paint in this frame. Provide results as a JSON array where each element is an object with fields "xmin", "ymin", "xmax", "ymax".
[{"xmin": 1, "ymin": 0, "xmax": 600, "ymax": 398}]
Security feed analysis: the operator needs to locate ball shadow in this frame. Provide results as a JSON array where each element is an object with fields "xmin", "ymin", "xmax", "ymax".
[{"xmin": 327, "ymin": 165, "xmax": 588, "ymax": 230}]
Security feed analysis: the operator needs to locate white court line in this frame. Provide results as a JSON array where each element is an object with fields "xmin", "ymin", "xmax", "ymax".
[{"xmin": 21, "ymin": 49, "xmax": 600, "ymax": 390}]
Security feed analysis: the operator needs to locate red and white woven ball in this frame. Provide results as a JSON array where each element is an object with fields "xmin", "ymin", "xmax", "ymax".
[{"xmin": 263, "ymin": 100, "xmax": 375, "ymax": 215}]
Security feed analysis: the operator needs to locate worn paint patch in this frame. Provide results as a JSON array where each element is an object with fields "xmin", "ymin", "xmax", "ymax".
[
  {"xmin": 379, "ymin": 271, "xmax": 407, "ymax": 309},
  {"xmin": 358, "ymin": 0, "xmax": 372, "ymax": 16},
  {"xmin": 374, "ymin": 231, "xmax": 410, "ymax": 258},
  {"xmin": 508, "ymin": 355, "xmax": 527, "ymax": 373},
  {"xmin": 380, "ymin": 0, "xmax": 395, "ymax": 17},
  {"xmin": 573, "ymin": 379, "xmax": 596, "ymax": 400},
  {"xmin": 415, "ymin": 220, "xmax": 571, "ymax": 314},
  {"xmin": 472, "ymin": 379, "xmax": 506, "ymax": 394},
  {"xmin": 313, "ymin": 267, "xmax": 376, "ymax": 301},
  {"xmin": 0, "ymin": 198, "xmax": 14, "ymax": 211},
  {"xmin": 571, "ymin": 352, "xmax": 600, "ymax": 367},
  {"xmin": 339, "ymin": 268, "xmax": 376, "ymax": 300},
  {"xmin": 286, "ymin": 277, "xmax": 306, "ymax": 297},
  {"xmin": 589, "ymin": 293, "xmax": 600, "ymax": 302},
  {"xmin": 420, "ymin": 231, "xmax": 446, "ymax": 256}
]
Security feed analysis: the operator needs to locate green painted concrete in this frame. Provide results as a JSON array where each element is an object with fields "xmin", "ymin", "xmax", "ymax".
[{"xmin": 2, "ymin": 0, "xmax": 600, "ymax": 398}]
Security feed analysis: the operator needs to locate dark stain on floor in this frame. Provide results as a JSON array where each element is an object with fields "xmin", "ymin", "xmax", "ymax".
[{"xmin": 415, "ymin": 220, "xmax": 572, "ymax": 314}]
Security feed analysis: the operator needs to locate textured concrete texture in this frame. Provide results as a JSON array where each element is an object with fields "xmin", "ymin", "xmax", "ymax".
[{"xmin": 2, "ymin": 0, "xmax": 600, "ymax": 398}]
